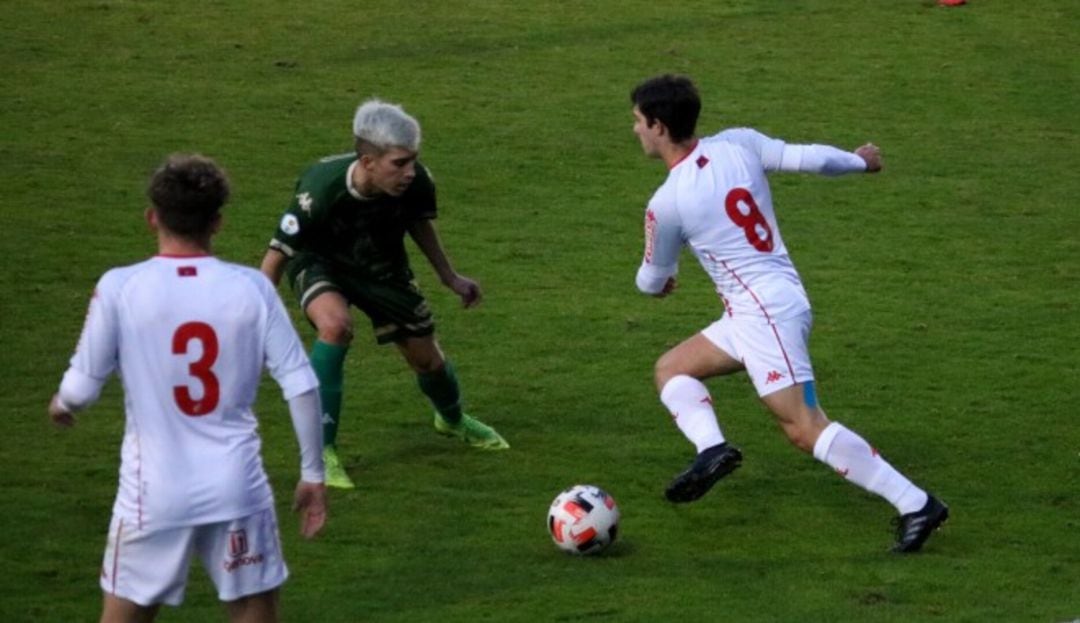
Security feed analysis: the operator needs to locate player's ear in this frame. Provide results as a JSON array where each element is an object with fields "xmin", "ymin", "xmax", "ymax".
[{"xmin": 145, "ymin": 207, "xmax": 159, "ymax": 231}]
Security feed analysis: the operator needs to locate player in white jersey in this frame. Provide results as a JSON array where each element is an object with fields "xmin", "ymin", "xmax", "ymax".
[
  {"xmin": 48, "ymin": 154, "xmax": 328, "ymax": 622},
  {"xmin": 630, "ymin": 75, "xmax": 948, "ymax": 553}
]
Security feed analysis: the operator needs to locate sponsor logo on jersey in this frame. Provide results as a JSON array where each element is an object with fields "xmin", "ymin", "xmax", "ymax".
[
  {"xmin": 177, "ymin": 266, "xmax": 197, "ymax": 277},
  {"xmin": 281, "ymin": 214, "xmax": 300, "ymax": 235},
  {"xmin": 765, "ymin": 370, "xmax": 785, "ymax": 384},
  {"xmin": 696, "ymin": 155, "xmax": 710, "ymax": 169},
  {"xmin": 644, "ymin": 209, "xmax": 657, "ymax": 262}
]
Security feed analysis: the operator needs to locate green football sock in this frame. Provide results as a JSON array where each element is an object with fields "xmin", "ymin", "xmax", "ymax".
[
  {"xmin": 418, "ymin": 360, "xmax": 463, "ymax": 425},
  {"xmin": 310, "ymin": 340, "xmax": 348, "ymax": 447}
]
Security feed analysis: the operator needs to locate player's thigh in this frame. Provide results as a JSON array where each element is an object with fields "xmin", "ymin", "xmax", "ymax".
[
  {"xmin": 655, "ymin": 329, "xmax": 744, "ymax": 389},
  {"xmin": 304, "ymin": 290, "xmax": 353, "ymax": 344},
  {"xmin": 100, "ymin": 516, "xmax": 197, "ymax": 608},
  {"xmin": 354, "ymin": 279, "xmax": 435, "ymax": 346},
  {"xmin": 195, "ymin": 508, "xmax": 289, "ymax": 604},
  {"xmin": 100, "ymin": 593, "xmax": 160, "ymax": 623},
  {"xmin": 224, "ymin": 589, "xmax": 280, "ymax": 623},
  {"xmin": 289, "ymin": 259, "xmax": 353, "ymax": 343}
]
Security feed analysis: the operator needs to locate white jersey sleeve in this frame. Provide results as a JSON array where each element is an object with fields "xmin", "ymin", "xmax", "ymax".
[
  {"xmin": 261, "ymin": 282, "xmax": 319, "ymax": 400},
  {"xmin": 260, "ymin": 280, "xmax": 323, "ymax": 483},
  {"xmin": 287, "ymin": 389, "xmax": 324, "ymax": 483},
  {"xmin": 716, "ymin": 127, "xmax": 867, "ymax": 176},
  {"xmin": 636, "ymin": 194, "xmax": 683, "ymax": 294},
  {"xmin": 58, "ymin": 271, "xmax": 123, "ymax": 411}
]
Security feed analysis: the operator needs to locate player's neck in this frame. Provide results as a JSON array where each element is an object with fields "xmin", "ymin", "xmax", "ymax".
[
  {"xmin": 158, "ymin": 232, "xmax": 212, "ymax": 257},
  {"xmin": 349, "ymin": 163, "xmax": 381, "ymax": 199},
  {"xmin": 661, "ymin": 138, "xmax": 699, "ymax": 169}
]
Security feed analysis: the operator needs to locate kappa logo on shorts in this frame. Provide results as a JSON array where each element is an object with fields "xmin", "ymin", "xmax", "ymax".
[{"xmin": 765, "ymin": 370, "xmax": 785, "ymax": 384}]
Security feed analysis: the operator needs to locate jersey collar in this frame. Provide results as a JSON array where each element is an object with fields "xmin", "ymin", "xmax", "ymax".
[
  {"xmin": 668, "ymin": 139, "xmax": 700, "ymax": 170},
  {"xmin": 346, "ymin": 160, "xmax": 375, "ymax": 200}
]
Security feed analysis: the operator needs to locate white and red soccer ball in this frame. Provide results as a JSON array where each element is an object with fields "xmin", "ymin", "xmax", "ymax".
[{"xmin": 547, "ymin": 485, "xmax": 620, "ymax": 555}]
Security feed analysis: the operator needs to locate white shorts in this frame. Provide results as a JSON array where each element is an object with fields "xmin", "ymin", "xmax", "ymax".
[
  {"xmin": 701, "ymin": 311, "xmax": 815, "ymax": 397},
  {"xmin": 99, "ymin": 507, "xmax": 288, "ymax": 607}
]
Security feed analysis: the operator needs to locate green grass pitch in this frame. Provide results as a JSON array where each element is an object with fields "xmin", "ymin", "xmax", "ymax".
[{"xmin": 2, "ymin": 1, "xmax": 1078, "ymax": 621}]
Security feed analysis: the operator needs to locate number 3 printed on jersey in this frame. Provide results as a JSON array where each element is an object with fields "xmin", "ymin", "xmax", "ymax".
[
  {"xmin": 172, "ymin": 322, "xmax": 220, "ymax": 416},
  {"xmin": 725, "ymin": 187, "xmax": 774, "ymax": 252}
]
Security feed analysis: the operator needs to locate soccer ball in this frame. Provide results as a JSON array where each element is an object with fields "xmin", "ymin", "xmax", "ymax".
[{"xmin": 547, "ymin": 484, "xmax": 620, "ymax": 555}]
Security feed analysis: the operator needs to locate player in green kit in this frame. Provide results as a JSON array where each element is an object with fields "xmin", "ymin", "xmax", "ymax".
[{"xmin": 261, "ymin": 98, "xmax": 509, "ymax": 489}]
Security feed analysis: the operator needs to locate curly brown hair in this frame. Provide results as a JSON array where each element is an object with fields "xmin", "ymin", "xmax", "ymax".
[{"xmin": 147, "ymin": 154, "xmax": 230, "ymax": 237}]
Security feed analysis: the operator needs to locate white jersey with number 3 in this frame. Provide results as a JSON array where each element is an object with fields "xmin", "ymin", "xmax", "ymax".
[
  {"xmin": 61, "ymin": 256, "xmax": 318, "ymax": 530},
  {"xmin": 637, "ymin": 128, "xmax": 866, "ymax": 323}
]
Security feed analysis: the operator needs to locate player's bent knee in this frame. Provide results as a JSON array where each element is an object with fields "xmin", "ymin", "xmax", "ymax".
[
  {"xmin": 315, "ymin": 318, "xmax": 353, "ymax": 345},
  {"xmin": 783, "ymin": 426, "xmax": 817, "ymax": 453},
  {"xmin": 654, "ymin": 355, "xmax": 683, "ymax": 390},
  {"xmin": 406, "ymin": 349, "xmax": 444, "ymax": 374},
  {"xmin": 779, "ymin": 413, "xmax": 827, "ymax": 454}
]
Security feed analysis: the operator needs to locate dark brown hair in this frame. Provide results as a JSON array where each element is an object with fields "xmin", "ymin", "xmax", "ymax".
[
  {"xmin": 630, "ymin": 74, "xmax": 701, "ymax": 142},
  {"xmin": 147, "ymin": 154, "xmax": 230, "ymax": 237}
]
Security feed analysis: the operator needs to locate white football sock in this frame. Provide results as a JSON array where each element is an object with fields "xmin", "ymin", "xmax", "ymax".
[
  {"xmin": 660, "ymin": 375, "xmax": 726, "ymax": 453},
  {"xmin": 813, "ymin": 422, "xmax": 928, "ymax": 515}
]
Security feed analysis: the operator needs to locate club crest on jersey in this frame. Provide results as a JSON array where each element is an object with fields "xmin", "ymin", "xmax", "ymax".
[
  {"xmin": 644, "ymin": 209, "xmax": 657, "ymax": 263},
  {"xmin": 280, "ymin": 214, "xmax": 300, "ymax": 236}
]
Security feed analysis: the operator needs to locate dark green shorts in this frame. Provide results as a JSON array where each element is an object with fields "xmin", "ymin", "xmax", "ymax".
[{"xmin": 288, "ymin": 258, "xmax": 434, "ymax": 344}]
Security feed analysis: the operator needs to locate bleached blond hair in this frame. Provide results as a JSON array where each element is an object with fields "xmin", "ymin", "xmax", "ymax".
[{"xmin": 352, "ymin": 98, "xmax": 421, "ymax": 153}]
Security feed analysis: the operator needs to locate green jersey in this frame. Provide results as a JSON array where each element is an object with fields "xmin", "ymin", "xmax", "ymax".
[{"xmin": 270, "ymin": 153, "xmax": 437, "ymax": 282}]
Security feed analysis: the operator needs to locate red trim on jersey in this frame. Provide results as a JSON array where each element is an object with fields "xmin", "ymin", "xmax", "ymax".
[
  {"xmin": 719, "ymin": 259, "xmax": 773, "ymax": 321},
  {"xmin": 719, "ymin": 259, "xmax": 796, "ymax": 379},
  {"xmin": 668, "ymin": 140, "xmax": 700, "ymax": 170},
  {"xmin": 156, "ymin": 253, "xmax": 211, "ymax": 259}
]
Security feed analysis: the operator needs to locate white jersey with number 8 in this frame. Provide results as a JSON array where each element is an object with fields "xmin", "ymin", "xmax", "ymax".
[{"xmin": 637, "ymin": 128, "xmax": 866, "ymax": 323}]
